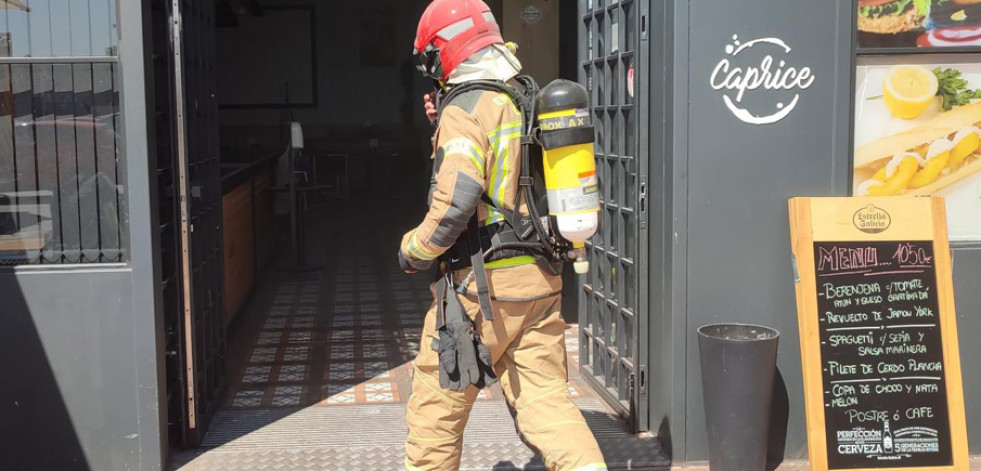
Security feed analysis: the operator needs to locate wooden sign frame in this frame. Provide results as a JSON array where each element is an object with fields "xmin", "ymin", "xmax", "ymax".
[{"xmin": 789, "ymin": 197, "xmax": 969, "ymax": 471}]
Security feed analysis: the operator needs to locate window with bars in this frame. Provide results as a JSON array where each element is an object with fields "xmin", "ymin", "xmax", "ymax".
[{"xmin": 0, "ymin": 0, "xmax": 126, "ymax": 265}]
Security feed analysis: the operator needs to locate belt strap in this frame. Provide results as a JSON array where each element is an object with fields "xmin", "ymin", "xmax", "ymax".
[
  {"xmin": 464, "ymin": 213, "xmax": 495, "ymax": 322},
  {"xmin": 434, "ymin": 272, "xmax": 448, "ymax": 330}
]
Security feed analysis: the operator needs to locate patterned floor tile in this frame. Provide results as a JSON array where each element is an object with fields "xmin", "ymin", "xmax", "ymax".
[
  {"xmin": 361, "ymin": 328, "xmax": 386, "ymax": 339},
  {"xmin": 242, "ymin": 366, "xmax": 272, "ymax": 383},
  {"xmin": 288, "ymin": 331, "xmax": 313, "ymax": 343},
  {"xmin": 326, "ymin": 384, "xmax": 356, "ymax": 395},
  {"xmin": 292, "ymin": 316, "xmax": 315, "ymax": 327},
  {"xmin": 331, "ymin": 329, "xmax": 356, "ymax": 341},
  {"xmin": 272, "ymin": 386, "xmax": 304, "ymax": 407},
  {"xmin": 267, "ymin": 306, "xmax": 291, "ymax": 317},
  {"xmin": 283, "ymin": 346, "xmax": 309, "ymax": 361},
  {"xmin": 359, "ymin": 304, "xmax": 381, "ymax": 313},
  {"xmin": 363, "ymin": 362, "xmax": 392, "ymax": 379},
  {"xmin": 290, "ymin": 307, "xmax": 312, "ymax": 316},
  {"xmin": 278, "ymin": 365, "xmax": 307, "ymax": 382},
  {"xmin": 397, "ymin": 302, "xmax": 423, "ymax": 313},
  {"xmin": 329, "ymin": 345, "xmax": 355, "ymax": 360},
  {"xmin": 257, "ymin": 331, "xmax": 282, "ymax": 344},
  {"xmin": 401, "ymin": 318, "xmax": 424, "ymax": 328},
  {"xmin": 364, "ymin": 383, "xmax": 392, "ymax": 392},
  {"xmin": 365, "ymin": 392, "xmax": 396, "ymax": 403},
  {"xmin": 263, "ymin": 318, "xmax": 287, "ymax": 330},
  {"xmin": 334, "ymin": 302, "xmax": 356, "ymax": 312},
  {"xmin": 363, "ymin": 345, "xmax": 388, "ymax": 359},
  {"xmin": 323, "ymin": 394, "xmax": 356, "ymax": 405},
  {"xmin": 250, "ymin": 348, "xmax": 277, "ymax": 363},
  {"xmin": 298, "ymin": 294, "xmax": 320, "ymax": 304},
  {"xmin": 327, "ymin": 370, "xmax": 357, "ymax": 381},
  {"xmin": 232, "ymin": 390, "xmax": 264, "ymax": 408}
]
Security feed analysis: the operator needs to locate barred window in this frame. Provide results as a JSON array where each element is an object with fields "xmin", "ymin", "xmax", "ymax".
[{"xmin": 1, "ymin": 1, "xmax": 125, "ymax": 265}]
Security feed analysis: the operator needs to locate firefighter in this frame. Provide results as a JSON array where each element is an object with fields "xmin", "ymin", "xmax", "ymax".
[{"xmin": 398, "ymin": 1, "xmax": 607, "ymax": 470}]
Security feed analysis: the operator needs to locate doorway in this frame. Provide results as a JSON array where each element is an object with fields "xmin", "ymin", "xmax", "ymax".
[{"xmin": 157, "ymin": 1, "xmax": 664, "ymax": 469}]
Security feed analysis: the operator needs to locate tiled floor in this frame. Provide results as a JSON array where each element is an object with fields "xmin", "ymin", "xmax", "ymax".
[
  {"xmin": 223, "ymin": 270, "xmax": 593, "ymax": 410},
  {"xmin": 170, "ymin": 199, "xmax": 667, "ymax": 471},
  {"xmin": 220, "ymin": 198, "xmax": 596, "ymax": 414}
]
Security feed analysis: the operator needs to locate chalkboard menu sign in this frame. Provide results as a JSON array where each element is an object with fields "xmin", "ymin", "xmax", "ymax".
[{"xmin": 789, "ymin": 197, "xmax": 969, "ymax": 471}]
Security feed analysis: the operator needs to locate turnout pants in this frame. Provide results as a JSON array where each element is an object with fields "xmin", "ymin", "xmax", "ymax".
[{"xmin": 403, "ymin": 270, "xmax": 606, "ymax": 471}]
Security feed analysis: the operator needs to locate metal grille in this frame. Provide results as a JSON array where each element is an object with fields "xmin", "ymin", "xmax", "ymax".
[
  {"xmin": 0, "ymin": 60, "xmax": 125, "ymax": 265},
  {"xmin": 182, "ymin": 0, "xmax": 226, "ymax": 441},
  {"xmin": 154, "ymin": 0, "xmax": 226, "ymax": 447},
  {"xmin": 578, "ymin": 0, "xmax": 649, "ymax": 432}
]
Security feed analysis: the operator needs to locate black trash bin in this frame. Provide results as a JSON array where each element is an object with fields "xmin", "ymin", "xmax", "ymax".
[{"xmin": 698, "ymin": 323, "xmax": 780, "ymax": 471}]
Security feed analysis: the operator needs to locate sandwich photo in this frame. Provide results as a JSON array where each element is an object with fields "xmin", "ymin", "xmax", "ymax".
[
  {"xmin": 918, "ymin": 0, "xmax": 981, "ymax": 46},
  {"xmin": 856, "ymin": 60, "xmax": 981, "ymax": 240},
  {"xmin": 854, "ymin": 100, "xmax": 981, "ymax": 196},
  {"xmin": 858, "ymin": 0, "xmax": 930, "ymax": 35}
]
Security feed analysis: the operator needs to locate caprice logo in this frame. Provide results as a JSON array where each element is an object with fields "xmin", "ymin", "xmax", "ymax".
[{"xmin": 710, "ymin": 35, "xmax": 815, "ymax": 125}]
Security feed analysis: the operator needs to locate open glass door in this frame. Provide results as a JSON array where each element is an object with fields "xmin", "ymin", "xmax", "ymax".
[
  {"xmin": 155, "ymin": 0, "xmax": 226, "ymax": 447},
  {"xmin": 577, "ymin": 0, "xmax": 649, "ymax": 432}
]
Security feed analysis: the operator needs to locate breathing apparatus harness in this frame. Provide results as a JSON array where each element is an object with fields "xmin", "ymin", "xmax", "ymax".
[{"xmin": 433, "ymin": 75, "xmax": 579, "ymax": 322}]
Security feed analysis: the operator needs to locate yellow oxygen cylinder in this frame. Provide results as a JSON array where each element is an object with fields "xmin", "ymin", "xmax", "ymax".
[{"xmin": 536, "ymin": 80, "xmax": 599, "ymax": 275}]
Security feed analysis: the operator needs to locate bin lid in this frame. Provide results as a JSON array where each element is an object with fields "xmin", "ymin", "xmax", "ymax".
[{"xmin": 697, "ymin": 323, "xmax": 779, "ymax": 341}]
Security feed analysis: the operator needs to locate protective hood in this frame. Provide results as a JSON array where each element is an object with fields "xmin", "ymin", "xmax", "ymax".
[{"xmin": 446, "ymin": 43, "xmax": 522, "ymax": 85}]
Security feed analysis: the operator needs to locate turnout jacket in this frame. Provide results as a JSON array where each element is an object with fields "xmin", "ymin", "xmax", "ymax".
[{"xmin": 399, "ymin": 87, "xmax": 561, "ymax": 301}]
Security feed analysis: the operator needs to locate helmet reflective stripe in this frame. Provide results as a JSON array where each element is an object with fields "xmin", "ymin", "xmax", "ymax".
[{"xmin": 437, "ymin": 18, "xmax": 475, "ymax": 41}]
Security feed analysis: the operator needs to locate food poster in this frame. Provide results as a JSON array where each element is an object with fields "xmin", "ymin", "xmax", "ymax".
[
  {"xmin": 859, "ymin": 0, "xmax": 981, "ymax": 49},
  {"xmin": 854, "ymin": 59, "xmax": 981, "ymax": 240}
]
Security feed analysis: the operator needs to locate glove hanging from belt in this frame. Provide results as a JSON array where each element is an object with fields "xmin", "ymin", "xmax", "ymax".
[{"xmin": 435, "ymin": 272, "xmax": 497, "ymax": 391}]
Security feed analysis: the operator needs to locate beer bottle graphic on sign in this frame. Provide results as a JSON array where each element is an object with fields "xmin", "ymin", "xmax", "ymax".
[{"xmin": 883, "ymin": 419, "xmax": 894, "ymax": 453}]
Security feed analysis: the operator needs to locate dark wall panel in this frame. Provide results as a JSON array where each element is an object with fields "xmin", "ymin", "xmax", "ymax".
[
  {"xmin": 952, "ymin": 246, "xmax": 981, "ymax": 453},
  {"xmin": 0, "ymin": 269, "xmax": 138, "ymax": 471},
  {"xmin": 682, "ymin": 0, "xmax": 853, "ymax": 462}
]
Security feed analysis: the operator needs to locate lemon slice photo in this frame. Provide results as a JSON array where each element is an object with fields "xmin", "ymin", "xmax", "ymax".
[{"xmin": 883, "ymin": 65, "xmax": 939, "ymax": 119}]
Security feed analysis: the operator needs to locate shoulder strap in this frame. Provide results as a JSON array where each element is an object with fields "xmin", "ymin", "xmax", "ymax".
[{"xmin": 436, "ymin": 79, "xmax": 531, "ymax": 121}]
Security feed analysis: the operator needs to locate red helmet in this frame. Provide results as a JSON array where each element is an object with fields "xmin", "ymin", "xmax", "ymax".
[{"xmin": 414, "ymin": 0, "xmax": 503, "ymax": 82}]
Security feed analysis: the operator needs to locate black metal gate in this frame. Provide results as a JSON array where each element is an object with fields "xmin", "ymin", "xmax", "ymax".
[
  {"xmin": 578, "ymin": 0, "xmax": 649, "ymax": 432},
  {"xmin": 152, "ymin": 0, "xmax": 225, "ymax": 447}
]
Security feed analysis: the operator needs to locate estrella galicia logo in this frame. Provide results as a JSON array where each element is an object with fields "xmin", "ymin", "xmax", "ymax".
[
  {"xmin": 710, "ymin": 35, "xmax": 815, "ymax": 125},
  {"xmin": 853, "ymin": 204, "xmax": 892, "ymax": 234}
]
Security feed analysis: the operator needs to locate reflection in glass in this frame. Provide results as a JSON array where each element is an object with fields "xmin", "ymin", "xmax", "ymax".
[
  {"xmin": 0, "ymin": 62, "xmax": 125, "ymax": 265},
  {"xmin": 0, "ymin": 0, "xmax": 117, "ymax": 58}
]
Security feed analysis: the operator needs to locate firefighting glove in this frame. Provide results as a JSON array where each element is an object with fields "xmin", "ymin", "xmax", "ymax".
[
  {"xmin": 437, "ymin": 290, "xmax": 481, "ymax": 391},
  {"xmin": 473, "ymin": 332, "xmax": 497, "ymax": 389}
]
